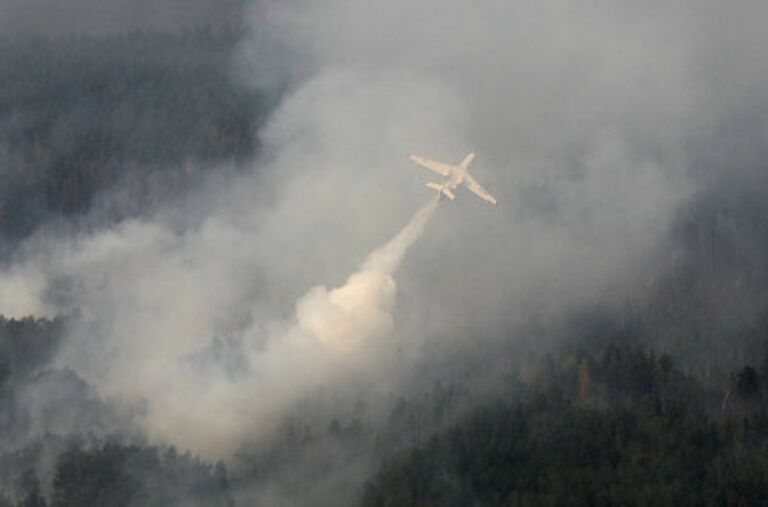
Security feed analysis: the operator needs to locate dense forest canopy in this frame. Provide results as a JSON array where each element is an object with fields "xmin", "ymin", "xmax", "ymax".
[{"xmin": 0, "ymin": 27, "xmax": 264, "ymax": 242}]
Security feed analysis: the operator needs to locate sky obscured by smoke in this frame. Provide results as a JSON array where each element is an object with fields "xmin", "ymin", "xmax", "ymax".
[
  {"xmin": 0, "ymin": 0, "xmax": 245, "ymax": 36},
  {"xmin": 2, "ymin": 0, "xmax": 768, "ymax": 472}
]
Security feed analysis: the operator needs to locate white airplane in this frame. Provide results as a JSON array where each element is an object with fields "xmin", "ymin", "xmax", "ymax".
[{"xmin": 409, "ymin": 152, "xmax": 497, "ymax": 205}]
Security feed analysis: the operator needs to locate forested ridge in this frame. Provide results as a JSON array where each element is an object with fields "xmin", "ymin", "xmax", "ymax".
[
  {"xmin": 363, "ymin": 344, "xmax": 768, "ymax": 506},
  {"xmin": 4, "ymin": 315, "xmax": 768, "ymax": 505}
]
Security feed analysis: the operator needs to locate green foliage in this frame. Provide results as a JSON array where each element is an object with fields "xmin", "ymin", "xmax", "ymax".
[
  {"xmin": 50, "ymin": 443, "xmax": 233, "ymax": 507},
  {"xmin": 17, "ymin": 470, "xmax": 45, "ymax": 507},
  {"xmin": 0, "ymin": 316, "xmax": 64, "ymax": 386},
  {"xmin": 362, "ymin": 343, "xmax": 768, "ymax": 507},
  {"xmin": 733, "ymin": 366, "xmax": 760, "ymax": 400}
]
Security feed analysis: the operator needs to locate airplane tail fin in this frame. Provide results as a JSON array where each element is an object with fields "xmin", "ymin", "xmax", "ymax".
[
  {"xmin": 426, "ymin": 182, "xmax": 455, "ymax": 200},
  {"xmin": 460, "ymin": 152, "xmax": 476, "ymax": 169}
]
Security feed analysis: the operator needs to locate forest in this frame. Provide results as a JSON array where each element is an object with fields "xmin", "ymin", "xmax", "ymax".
[
  {"xmin": 1, "ymin": 17, "xmax": 768, "ymax": 507},
  {"xmin": 0, "ymin": 26, "xmax": 263, "ymax": 243},
  {"xmin": 3, "ymin": 313, "xmax": 768, "ymax": 505}
]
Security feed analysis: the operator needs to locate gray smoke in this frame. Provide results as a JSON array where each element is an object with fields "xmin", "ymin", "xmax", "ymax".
[
  {"xmin": 1, "ymin": 0, "xmax": 768, "ymax": 484},
  {"xmin": 0, "ymin": 0, "xmax": 245, "ymax": 36},
  {"xmin": 0, "ymin": 193, "xmax": 439, "ymax": 458}
]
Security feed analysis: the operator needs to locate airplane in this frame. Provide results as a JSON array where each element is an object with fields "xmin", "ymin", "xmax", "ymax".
[{"xmin": 409, "ymin": 152, "xmax": 498, "ymax": 205}]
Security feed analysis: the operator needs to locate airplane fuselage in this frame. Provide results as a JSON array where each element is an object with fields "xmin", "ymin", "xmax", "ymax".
[
  {"xmin": 441, "ymin": 168, "xmax": 466, "ymax": 190},
  {"xmin": 409, "ymin": 151, "xmax": 497, "ymax": 205}
]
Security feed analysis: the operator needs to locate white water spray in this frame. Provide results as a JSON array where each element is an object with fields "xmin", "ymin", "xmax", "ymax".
[
  {"xmin": 144, "ymin": 196, "xmax": 441, "ymax": 455},
  {"xmin": 296, "ymin": 196, "xmax": 439, "ymax": 354}
]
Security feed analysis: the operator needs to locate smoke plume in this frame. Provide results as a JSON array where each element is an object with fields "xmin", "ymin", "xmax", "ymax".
[
  {"xmin": 0, "ymin": 193, "xmax": 439, "ymax": 458},
  {"xmin": 142, "ymin": 196, "xmax": 439, "ymax": 455},
  {"xmin": 1, "ymin": 3, "xmax": 768, "ymax": 494}
]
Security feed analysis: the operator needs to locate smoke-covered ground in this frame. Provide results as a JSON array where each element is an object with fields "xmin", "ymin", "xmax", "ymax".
[{"xmin": 2, "ymin": 0, "xmax": 768, "ymax": 505}]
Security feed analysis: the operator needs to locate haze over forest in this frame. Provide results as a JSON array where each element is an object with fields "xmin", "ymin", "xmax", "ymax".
[
  {"xmin": 0, "ymin": 0, "xmax": 245, "ymax": 36},
  {"xmin": 2, "ymin": 1, "xmax": 768, "ymax": 505}
]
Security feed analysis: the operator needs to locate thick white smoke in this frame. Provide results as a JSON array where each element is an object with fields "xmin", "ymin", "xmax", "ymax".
[
  {"xmin": 0, "ymin": 267, "xmax": 53, "ymax": 319},
  {"xmin": 139, "ymin": 196, "xmax": 439, "ymax": 455},
  {"xmin": 0, "ymin": 193, "xmax": 438, "ymax": 457},
  {"xmin": 2, "ymin": 0, "xmax": 767, "ymax": 470}
]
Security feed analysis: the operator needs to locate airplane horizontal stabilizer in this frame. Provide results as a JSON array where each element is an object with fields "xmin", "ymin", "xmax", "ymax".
[{"xmin": 426, "ymin": 182, "xmax": 455, "ymax": 200}]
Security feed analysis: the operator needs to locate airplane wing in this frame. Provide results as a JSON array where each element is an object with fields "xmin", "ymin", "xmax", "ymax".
[
  {"xmin": 409, "ymin": 155, "xmax": 454, "ymax": 177},
  {"xmin": 464, "ymin": 175, "xmax": 498, "ymax": 205}
]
